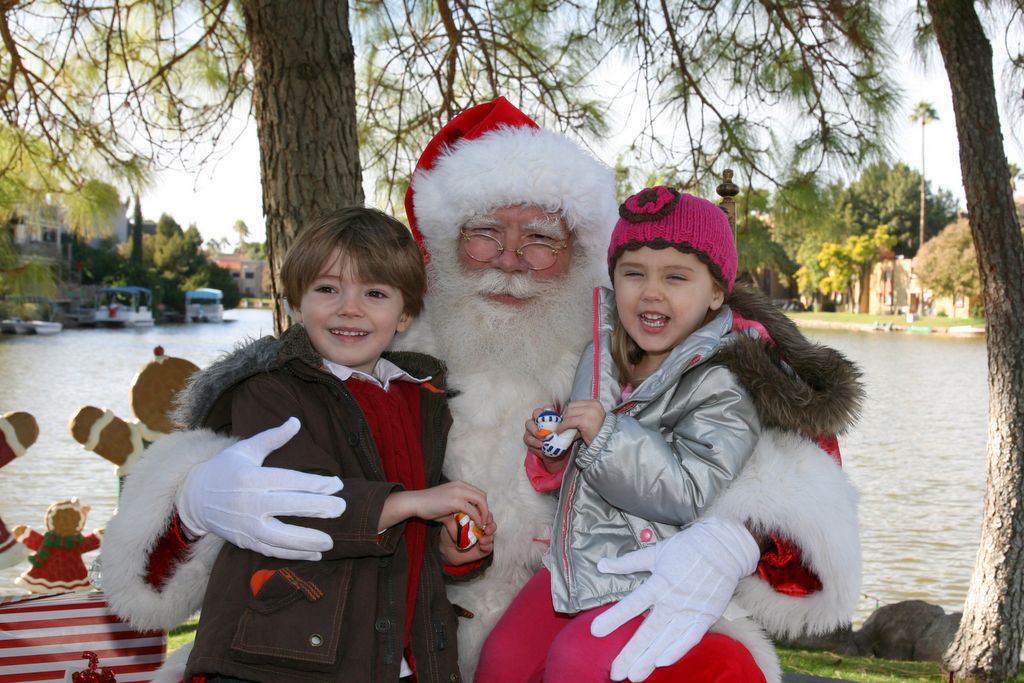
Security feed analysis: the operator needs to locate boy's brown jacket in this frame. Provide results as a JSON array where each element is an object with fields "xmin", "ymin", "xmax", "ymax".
[{"xmin": 185, "ymin": 324, "xmax": 463, "ymax": 683}]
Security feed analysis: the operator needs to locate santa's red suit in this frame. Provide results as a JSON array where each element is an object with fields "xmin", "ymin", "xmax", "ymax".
[{"xmin": 101, "ymin": 98, "xmax": 861, "ymax": 683}]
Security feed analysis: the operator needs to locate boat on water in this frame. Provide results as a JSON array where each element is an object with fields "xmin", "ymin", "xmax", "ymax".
[
  {"xmin": 30, "ymin": 321, "xmax": 62, "ymax": 335},
  {"xmin": 0, "ymin": 318, "xmax": 33, "ymax": 334},
  {"xmin": 946, "ymin": 325, "xmax": 986, "ymax": 336},
  {"xmin": 92, "ymin": 286, "xmax": 155, "ymax": 327},
  {"xmin": 185, "ymin": 288, "xmax": 225, "ymax": 323},
  {"xmin": 0, "ymin": 318, "xmax": 63, "ymax": 335}
]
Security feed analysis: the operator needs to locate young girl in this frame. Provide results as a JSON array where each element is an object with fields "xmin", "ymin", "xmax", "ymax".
[{"xmin": 476, "ymin": 187, "xmax": 768, "ymax": 682}]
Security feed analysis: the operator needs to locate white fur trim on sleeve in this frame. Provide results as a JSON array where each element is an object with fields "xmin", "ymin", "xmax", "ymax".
[
  {"xmin": 708, "ymin": 428, "xmax": 861, "ymax": 639},
  {"xmin": 101, "ymin": 429, "xmax": 236, "ymax": 631}
]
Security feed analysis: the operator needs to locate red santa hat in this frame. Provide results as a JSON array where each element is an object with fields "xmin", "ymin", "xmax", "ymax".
[{"xmin": 405, "ymin": 97, "xmax": 618, "ymax": 265}]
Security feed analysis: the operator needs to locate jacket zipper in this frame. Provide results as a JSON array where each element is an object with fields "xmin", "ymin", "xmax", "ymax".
[
  {"xmin": 286, "ymin": 358, "xmax": 454, "ymax": 679},
  {"xmin": 560, "ymin": 287, "xmax": 604, "ymax": 598}
]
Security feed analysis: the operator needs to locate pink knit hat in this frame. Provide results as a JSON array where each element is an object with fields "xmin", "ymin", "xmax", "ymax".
[{"xmin": 607, "ymin": 186, "xmax": 737, "ymax": 292}]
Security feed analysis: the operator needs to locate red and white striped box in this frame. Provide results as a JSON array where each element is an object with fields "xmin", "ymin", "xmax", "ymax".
[{"xmin": 0, "ymin": 591, "xmax": 166, "ymax": 682}]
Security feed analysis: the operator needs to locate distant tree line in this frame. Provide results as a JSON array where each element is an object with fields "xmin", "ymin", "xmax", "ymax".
[
  {"xmin": 71, "ymin": 212, "xmax": 246, "ymax": 313},
  {"xmin": 656, "ymin": 160, "xmax": 962, "ymax": 312}
]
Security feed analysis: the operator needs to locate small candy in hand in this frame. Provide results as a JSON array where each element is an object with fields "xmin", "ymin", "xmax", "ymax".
[
  {"xmin": 536, "ymin": 409, "xmax": 577, "ymax": 459},
  {"xmin": 454, "ymin": 511, "xmax": 484, "ymax": 550}
]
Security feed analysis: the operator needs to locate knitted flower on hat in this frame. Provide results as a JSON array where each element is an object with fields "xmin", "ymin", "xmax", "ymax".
[
  {"xmin": 608, "ymin": 186, "xmax": 738, "ymax": 292},
  {"xmin": 619, "ymin": 186, "xmax": 681, "ymax": 222}
]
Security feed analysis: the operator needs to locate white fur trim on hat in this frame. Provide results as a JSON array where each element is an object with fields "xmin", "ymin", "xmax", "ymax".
[{"xmin": 412, "ymin": 126, "xmax": 618, "ymax": 260}]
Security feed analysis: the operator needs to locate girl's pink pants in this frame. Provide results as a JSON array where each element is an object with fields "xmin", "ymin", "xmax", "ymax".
[{"xmin": 475, "ymin": 568, "xmax": 767, "ymax": 683}]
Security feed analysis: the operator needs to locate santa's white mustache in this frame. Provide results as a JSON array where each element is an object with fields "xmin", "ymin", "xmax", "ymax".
[{"xmin": 470, "ymin": 270, "xmax": 551, "ymax": 299}]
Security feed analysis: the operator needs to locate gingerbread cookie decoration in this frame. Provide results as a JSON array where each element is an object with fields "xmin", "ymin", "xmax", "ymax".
[
  {"xmin": 0, "ymin": 411, "xmax": 37, "ymax": 570},
  {"xmin": 69, "ymin": 406, "xmax": 144, "ymax": 470},
  {"xmin": 0, "ymin": 411, "xmax": 38, "ymax": 469},
  {"xmin": 69, "ymin": 346, "xmax": 198, "ymax": 477},
  {"xmin": 13, "ymin": 497, "xmax": 103, "ymax": 592},
  {"xmin": 130, "ymin": 346, "xmax": 199, "ymax": 439}
]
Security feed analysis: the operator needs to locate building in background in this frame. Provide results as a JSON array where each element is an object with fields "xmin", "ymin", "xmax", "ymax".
[
  {"xmin": 211, "ymin": 254, "xmax": 269, "ymax": 299},
  {"xmin": 5, "ymin": 199, "xmax": 151, "ymax": 261}
]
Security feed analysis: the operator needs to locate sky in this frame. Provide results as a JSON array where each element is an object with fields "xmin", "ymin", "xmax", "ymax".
[{"xmin": 140, "ymin": 21, "xmax": 1023, "ymax": 247}]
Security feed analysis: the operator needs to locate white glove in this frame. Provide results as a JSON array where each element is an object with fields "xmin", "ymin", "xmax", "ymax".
[
  {"xmin": 590, "ymin": 516, "xmax": 760, "ymax": 682},
  {"xmin": 176, "ymin": 417, "xmax": 347, "ymax": 561}
]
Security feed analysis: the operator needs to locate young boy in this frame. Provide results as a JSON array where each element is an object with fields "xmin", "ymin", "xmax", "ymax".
[{"xmin": 184, "ymin": 207, "xmax": 495, "ymax": 683}]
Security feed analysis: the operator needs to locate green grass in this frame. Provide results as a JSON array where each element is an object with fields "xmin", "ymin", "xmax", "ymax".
[
  {"xmin": 786, "ymin": 311, "xmax": 986, "ymax": 330},
  {"xmin": 778, "ymin": 647, "xmax": 953, "ymax": 682},
  {"xmin": 779, "ymin": 646, "xmax": 1024, "ymax": 682},
  {"xmin": 166, "ymin": 619, "xmax": 1024, "ymax": 681},
  {"xmin": 168, "ymin": 618, "xmax": 198, "ymax": 652}
]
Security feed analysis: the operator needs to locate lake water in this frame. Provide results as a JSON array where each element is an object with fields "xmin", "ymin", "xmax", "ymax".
[{"xmin": 0, "ymin": 311, "xmax": 988, "ymax": 626}]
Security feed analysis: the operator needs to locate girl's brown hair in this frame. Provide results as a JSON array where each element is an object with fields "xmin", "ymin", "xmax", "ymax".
[{"xmin": 281, "ymin": 207, "xmax": 426, "ymax": 317}]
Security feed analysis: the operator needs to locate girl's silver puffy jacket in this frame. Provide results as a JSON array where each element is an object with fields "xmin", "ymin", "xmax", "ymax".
[{"xmin": 546, "ymin": 287, "xmax": 761, "ymax": 612}]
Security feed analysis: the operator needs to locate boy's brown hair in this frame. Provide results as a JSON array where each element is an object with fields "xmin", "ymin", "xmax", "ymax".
[{"xmin": 281, "ymin": 207, "xmax": 426, "ymax": 317}]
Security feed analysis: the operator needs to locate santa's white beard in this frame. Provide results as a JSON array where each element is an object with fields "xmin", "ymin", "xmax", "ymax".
[
  {"xmin": 425, "ymin": 246, "xmax": 599, "ymax": 385},
  {"xmin": 414, "ymin": 245, "xmax": 606, "ymax": 677}
]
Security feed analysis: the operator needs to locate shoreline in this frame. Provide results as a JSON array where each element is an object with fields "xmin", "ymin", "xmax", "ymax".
[{"xmin": 789, "ymin": 317, "xmax": 986, "ymax": 337}]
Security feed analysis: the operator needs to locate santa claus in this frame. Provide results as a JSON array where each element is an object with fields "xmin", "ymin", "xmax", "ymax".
[{"xmin": 102, "ymin": 97, "xmax": 862, "ymax": 683}]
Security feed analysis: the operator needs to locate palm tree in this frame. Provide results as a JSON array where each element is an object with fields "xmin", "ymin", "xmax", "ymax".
[
  {"xmin": 233, "ymin": 219, "xmax": 250, "ymax": 252},
  {"xmin": 910, "ymin": 101, "xmax": 939, "ymax": 253}
]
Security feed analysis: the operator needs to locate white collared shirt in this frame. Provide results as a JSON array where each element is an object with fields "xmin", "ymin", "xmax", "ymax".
[{"xmin": 323, "ymin": 356, "xmax": 431, "ymax": 390}]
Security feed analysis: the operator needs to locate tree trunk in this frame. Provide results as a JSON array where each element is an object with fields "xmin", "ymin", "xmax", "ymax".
[
  {"xmin": 240, "ymin": 0, "xmax": 364, "ymax": 333},
  {"xmin": 858, "ymin": 267, "xmax": 871, "ymax": 314},
  {"xmin": 928, "ymin": 1, "xmax": 1024, "ymax": 680},
  {"xmin": 919, "ymin": 121, "xmax": 927, "ymax": 255}
]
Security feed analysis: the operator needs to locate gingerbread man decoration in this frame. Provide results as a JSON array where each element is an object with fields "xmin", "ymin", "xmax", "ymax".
[
  {"xmin": 69, "ymin": 346, "xmax": 198, "ymax": 482},
  {"xmin": 12, "ymin": 497, "xmax": 103, "ymax": 592},
  {"xmin": 0, "ymin": 411, "xmax": 38, "ymax": 570}
]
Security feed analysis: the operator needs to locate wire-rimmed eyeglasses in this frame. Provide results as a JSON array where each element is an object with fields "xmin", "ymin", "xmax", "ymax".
[{"xmin": 459, "ymin": 229, "xmax": 569, "ymax": 271}]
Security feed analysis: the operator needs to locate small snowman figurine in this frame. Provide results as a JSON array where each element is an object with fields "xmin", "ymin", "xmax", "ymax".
[
  {"xmin": 535, "ymin": 408, "xmax": 577, "ymax": 458},
  {"xmin": 13, "ymin": 498, "xmax": 103, "ymax": 592}
]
